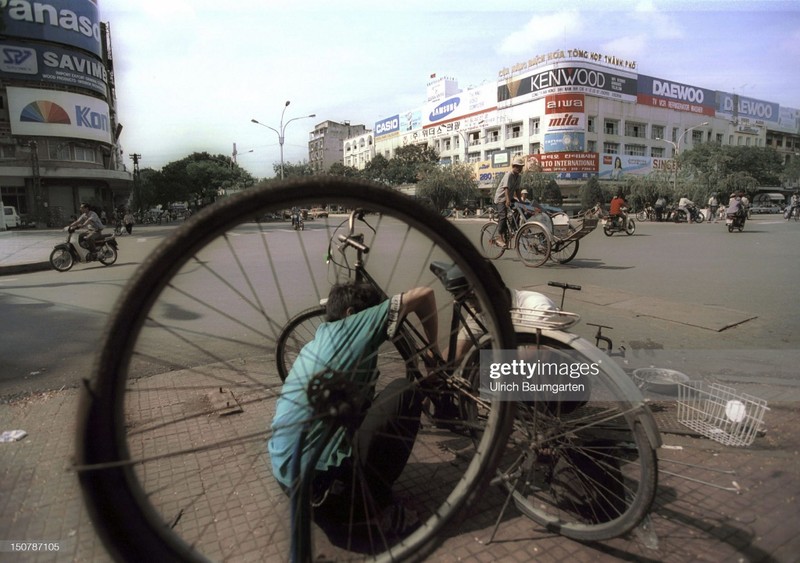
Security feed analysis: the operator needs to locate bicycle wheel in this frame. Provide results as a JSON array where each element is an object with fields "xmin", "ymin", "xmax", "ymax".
[
  {"xmin": 479, "ymin": 221, "xmax": 505, "ymax": 259},
  {"xmin": 76, "ymin": 177, "xmax": 516, "ymax": 562},
  {"xmin": 635, "ymin": 210, "xmax": 646, "ymax": 222},
  {"xmin": 516, "ymin": 223, "xmax": 551, "ymax": 267},
  {"xmin": 483, "ymin": 331, "xmax": 659, "ymax": 541},
  {"xmin": 49, "ymin": 247, "xmax": 74, "ymax": 272},
  {"xmin": 276, "ymin": 305, "xmax": 326, "ymax": 381},
  {"xmin": 550, "ymin": 240, "xmax": 579, "ymax": 264}
]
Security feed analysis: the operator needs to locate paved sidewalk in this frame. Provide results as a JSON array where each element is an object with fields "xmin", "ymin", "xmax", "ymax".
[
  {"xmin": 0, "ymin": 229, "xmax": 59, "ymax": 275},
  {"xmin": 2, "ymin": 221, "xmax": 799, "ymax": 561}
]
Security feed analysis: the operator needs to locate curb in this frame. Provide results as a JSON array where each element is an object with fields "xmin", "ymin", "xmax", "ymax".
[{"xmin": 0, "ymin": 261, "xmax": 51, "ymax": 276}]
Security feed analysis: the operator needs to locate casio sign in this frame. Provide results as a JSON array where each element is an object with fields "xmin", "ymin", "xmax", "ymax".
[
  {"xmin": 375, "ymin": 115, "xmax": 399, "ymax": 136},
  {"xmin": 429, "ymin": 97, "xmax": 460, "ymax": 122}
]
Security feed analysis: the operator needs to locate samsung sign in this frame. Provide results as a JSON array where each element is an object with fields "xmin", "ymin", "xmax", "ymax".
[
  {"xmin": 374, "ymin": 114, "xmax": 400, "ymax": 137},
  {"xmin": 428, "ymin": 97, "xmax": 461, "ymax": 122},
  {"xmin": 0, "ymin": 0, "xmax": 102, "ymax": 57}
]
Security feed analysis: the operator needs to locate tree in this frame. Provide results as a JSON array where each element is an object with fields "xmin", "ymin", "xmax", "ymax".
[
  {"xmin": 580, "ymin": 176, "xmax": 604, "ymax": 210},
  {"xmin": 541, "ymin": 179, "xmax": 563, "ymax": 206},
  {"xmin": 327, "ymin": 162, "xmax": 361, "ymax": 178},
  {"xmin": 416, "ymin": 163, "xmax": 479, "ymax": 212},
  {"xmin": 681, "ymin": 144, "xmax": 784, "ymax": 200},
  {"xmin": 385, "ymin": 144, "xmax": 439, "ymax": 185},
  {"xmin": 274, "ymin": 161, "xmax": 314, "ymax": 179},
  {"xmin": 362, "ymin": 154, "xmax": 391, "ymax": 184},
  {"xmin": 780, "ymin": 156, "xmax": 800, "ymax": 187}
]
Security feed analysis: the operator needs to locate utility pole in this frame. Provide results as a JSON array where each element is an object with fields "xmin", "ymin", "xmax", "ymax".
[{"xmin": 130, "ymin": 153, "xmax": 142, "ymax": 214}]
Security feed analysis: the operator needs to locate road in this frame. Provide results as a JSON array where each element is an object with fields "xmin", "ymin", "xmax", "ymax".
[{"xmin": 1, "ymin": 214, "xmax": 798, "ymax": 403}]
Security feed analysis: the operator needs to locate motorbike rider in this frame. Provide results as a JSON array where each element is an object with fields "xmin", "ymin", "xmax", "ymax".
[
  {"xmin": 786, "ymin": 192, "xmax": 799, "ymax": 220},
  {"xmin": 678, "ymin": 194, "xmax": 695, "ymax": 223},
  {"xmin": 67, "ymin": 203, "xmax": 105, "ymax": 257},
  {"xmin": 291, "ymin": 206, "xmax": 302, "ymax": 227},
  {"xmin": 726, "ymin": 193, "xmax": 745, "ymax": 223},
  {"xmin": 609, "ymin": 191, "xmax": 627, "ymax": 228}
]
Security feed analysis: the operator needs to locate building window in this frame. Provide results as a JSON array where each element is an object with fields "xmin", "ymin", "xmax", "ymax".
[
  {"xmin": 488, "ymin": 129, "xmax": 500, "ymax": 143},
  {"xmin": 603, "ymin": 142, "xmax": 619, "ymax": 154},
  {"xmin": 651, "ymin": 146, "xmax": 664, "ymax": 158},
  {"xmin": 530, "ymin": 118, "xmax": 540, "ymax": 135},
  {"xmin": 443, "ymin": 139, "xmax": 451, "ymax": 150},
  {"xmin": 625, "ymin": 144, "xmax": 646, "ymax": 156},
  {"xmin": 604, "ymin": 120, "xmax": 618, "ymax": 135},
  {"xmin": 625, "ymin": 121, "xmax": 646, "ymax": 138},
  {"xmin": 509, "ymin": 124, "xmax": 522, "ymax": 138},
  {"xmin": 651, "ymin": 125, "xmax": 665, "ymax": 140},
  {"xmin": 587, "ymin": 117, "xmax": 595, "ymax": 133},
  {"xmin": 506, "ymin": 145, "xmax": 522, "ymax": 156},
  {"xmin": 691, "ymin": 130, "xmax": 703, "ymax": 144},
  {"xmin": 587, "ymin": 140, "xmax": 596, "ymax": 153},
  {"xmin": 530, "ymin": 142, "xmax": 541, "ymax": 154},
  {"xmin": 74, "ymin": 146, "xmax": 96, "ymax": 163},
  {"xmin": 0, "ymin": 144, "xmax": 16, "ymax": 159},
  {"xmin": 48, "ymin": 142, "xmax": 71, "ymax": 160}
]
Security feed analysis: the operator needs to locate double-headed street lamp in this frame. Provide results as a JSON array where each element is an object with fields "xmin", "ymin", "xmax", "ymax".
[
  {"xmin": 657, "ymin": 121, "xmax": 709, "ymax": 192},
  {"xmin": 251, "ymin": 100, "xmax": 316, "ymax": 179}
]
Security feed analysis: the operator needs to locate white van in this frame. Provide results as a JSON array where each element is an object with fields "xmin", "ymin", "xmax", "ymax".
[{"xmin": 3, "ymin": 206, "xmax": 20, "ymax": 228}]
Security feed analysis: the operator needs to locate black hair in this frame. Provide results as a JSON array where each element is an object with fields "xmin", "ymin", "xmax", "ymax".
[{"xmin": 325, "ymin": 282, "xmax": 383, "ymax": 322}]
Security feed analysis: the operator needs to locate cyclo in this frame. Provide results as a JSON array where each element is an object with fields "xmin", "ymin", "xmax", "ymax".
[{"xmin": 480, "ymin": 201, "xmax": 599, "ymax": 267}]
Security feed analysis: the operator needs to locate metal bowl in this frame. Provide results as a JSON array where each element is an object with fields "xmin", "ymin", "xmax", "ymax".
[{"xmin": 633, "ymin": 368, "xmax": 691, "ymax": 395}]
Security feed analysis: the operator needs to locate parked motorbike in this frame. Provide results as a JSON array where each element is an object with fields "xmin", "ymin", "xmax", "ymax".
[
  {"xmin": 726, "ymin": 212, "xmax": 746, "ymax": 232},
  {"xmin": 49, "ymin": 228, "xmax": 119, "ymax": 272},
  {"xmin": 602, "ymin": 208, "xmax": 636, "ymax": 236}
]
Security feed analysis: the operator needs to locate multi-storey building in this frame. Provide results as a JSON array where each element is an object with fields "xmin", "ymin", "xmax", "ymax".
[
  {"xmin": 0, "ymin": 1, "xmax": 132, "ymax": 227},
  {"xmin": 360, "ymin": 50, "xmax": 799, "ymax": 201},
  {"xmin": 309, "ymin": 120, "xmax": 366, "ymax": 172}
]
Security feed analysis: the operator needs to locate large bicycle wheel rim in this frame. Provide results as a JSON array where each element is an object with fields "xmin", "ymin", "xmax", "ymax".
[
  {"xmin": 498, "ymin": 332, "xmax": 658, "ymax": 541},
  {"xmin": 275, "ymin": 306, "xmax": 327, "ymax": 381},
  {"xmin": 515, "ymin": 223, "xmax": 550, "ymax": 267},
  {"xmin": 479, "ymin": 222, "xmax": 504, "ymax": 259},
  {"xmin": 551, "ymin": 240, "xmax": 579, "ymax": 264},
  {"xmin": 77, "ymin": 177, "xmax": 515, "ymax": 562}
]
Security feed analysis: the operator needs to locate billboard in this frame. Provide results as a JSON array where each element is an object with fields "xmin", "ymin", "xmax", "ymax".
[
  {"xmin": 715, "ymin": 92, "xmax": 779, "ymax": 124},
  {"xmin": 374, "ymin": 114, "xmax": 400, "ymax": 138},
  {"xmin": 637, "ymin": 75, "xmax": 715, "ymax": 117},
  {"xmin": 544, "ymin": 93, "xmax": 586, "ymax": 133},
  {"xmin": 0, "ymin": 0, "xmax": 102, "ymax": 57},
  {"xmin": 7, "ymin": 86, "xmax": 112, "ymax": 143},
  {"xmin": 543, "ymin": 132, "xmax": 585, "ymax": 152},
  {"xmin": 597, "ymin": 153, "xmax": 676, "ymax": 180},
  {"xmin": 498, "ymin": 62, "xmax": 638, "ymax": 108},
  {"xmin": 0, "ymin": 41, "xmax": 107, "ymax": 95},
  {"xmin": 531, "ymin": 152, "xmax": 598, "ymax": 180},
  {"xmin": 422, "ymin": 83, "xmax": 496, "ymax": 127}
]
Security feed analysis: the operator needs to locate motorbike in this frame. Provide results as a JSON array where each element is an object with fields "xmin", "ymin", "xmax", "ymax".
[
  {"xmin": 291, "ymin": 210, "xmax": 304, "ymax": 231},
  {"xmin": 49, "ymin": 228, "xmax": 119, "ymax": 272},
  {"xmin": 602, "ymin": 208, "xmax": 636, "ymax": 236},
  {"xmin": 726, "ymin": 212, "xmax": 746, "ymax": 232},
  {"xmin": 673, "ymin": 204, "xmax": 705, "ymax": 223}
]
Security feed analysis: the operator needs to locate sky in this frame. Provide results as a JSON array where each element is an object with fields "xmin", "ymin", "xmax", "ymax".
[{"xmin": 97, "ymin": 0, "xmax": 800, "ymax": 178}]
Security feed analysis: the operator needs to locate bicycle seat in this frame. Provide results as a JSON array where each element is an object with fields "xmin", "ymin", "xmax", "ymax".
[{"xmin": 429, "ymin": 261, "xmax": 468, "ymax": 294}]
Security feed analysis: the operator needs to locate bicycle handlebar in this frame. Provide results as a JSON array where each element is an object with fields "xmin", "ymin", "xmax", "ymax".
[
  {"xmin": 337, "ymin": 233, "xmax": 369, "ymax": 254},
  {"xmin": 548, "ymin": 281, "xmax": 581, "ymax": 291}
]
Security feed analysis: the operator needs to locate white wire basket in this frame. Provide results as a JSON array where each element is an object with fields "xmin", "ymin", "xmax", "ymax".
[
  {"xmin": 677, "ymin": 381, "xmax": 768, "ymax": 447},
  {"xmin": 510, "ymin": 307, "xmax": 581, "ymax": 331}
]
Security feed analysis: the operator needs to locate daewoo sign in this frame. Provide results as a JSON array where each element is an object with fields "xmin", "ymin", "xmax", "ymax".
[
  {"xmin": 652, "ymin": 79, "xmax": 705, "ymax": 103},
  {"xmin": 428, "ymin": 97, "xmax": 460, "ymax": 122}
]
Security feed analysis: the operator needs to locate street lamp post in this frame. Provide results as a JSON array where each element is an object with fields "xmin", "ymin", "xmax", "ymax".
[
  {"xmin": 657, "ymin": 121, "xmax": 709, "ymax": 193},
  {"xmin": 251, "ymin": 101, "xmax": 316, "ymax": 179}
]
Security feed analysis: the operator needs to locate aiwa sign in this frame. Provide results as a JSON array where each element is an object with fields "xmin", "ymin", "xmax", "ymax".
[{"xmin": 0, "ymin": 0, "xmax": 102, "ymax": 58}]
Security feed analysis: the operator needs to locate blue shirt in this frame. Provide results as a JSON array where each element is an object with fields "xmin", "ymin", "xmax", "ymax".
[{"xmin": 268, "ymin": 296, "xmax": 401, "ymax": 487}]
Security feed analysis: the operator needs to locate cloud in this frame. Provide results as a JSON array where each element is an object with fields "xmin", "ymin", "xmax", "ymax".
[{"xmin": 498, "ymin": 11, "xmax": 585, "ymax": 55}]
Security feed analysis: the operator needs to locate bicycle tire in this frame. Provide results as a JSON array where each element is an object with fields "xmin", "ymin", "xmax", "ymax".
[
  {"xmin": 515, "ymin": 223, "xmax": 551, "ymax": 267},
  {"xmin": 490, "ymin": 331, "xmax": 659, "ymax": 541},
  {"xmin": 550, "ymin": 240, "xmax": 579, "ymax": 264},
  {"xmin": 276, "ymin": 306, "xmax": 327, "ymax": 381},
  {"xmin": 76, "ymin": 177, "xmax": 516, "ymax": 562},
  {"xmin": 479, "ymin": 221, "xmax": 505, "ymax": 259}
]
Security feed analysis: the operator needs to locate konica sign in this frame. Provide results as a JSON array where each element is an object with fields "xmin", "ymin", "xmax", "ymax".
[
  {"xmin": 0, "ymin": 0, "xmax": 102, "ymax": 57},
  {"xmin": 374, "ymin": 114, "xmax": 400, "ymax": 137},
  {"xmin": 7, "ymin": 86, "xmax": 112, "ymax": 143}
]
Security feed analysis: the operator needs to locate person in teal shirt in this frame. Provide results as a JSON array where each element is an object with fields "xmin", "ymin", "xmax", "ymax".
[{"xmin": 269, "ymin": 282, "xmax": 439, "ymax": 534}]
